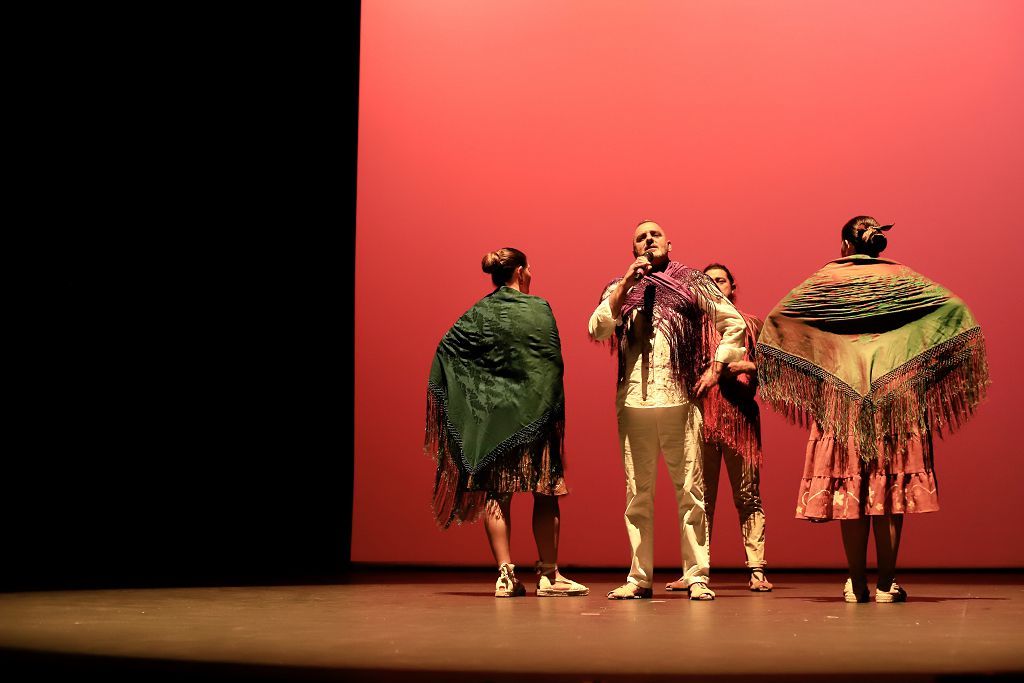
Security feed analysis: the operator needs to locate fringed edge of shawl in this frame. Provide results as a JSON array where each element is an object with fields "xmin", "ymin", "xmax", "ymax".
[
  {"xmin": 701, "ymin": 392, "xmax": 762, "ymax": 466},
  {"xmin": 701, "ymin": 312, "xmax": 764, "ymax": 465},
  {"xmin": 756, "ymin": 327, "xmax": 989, "ymax": 462},
  {"xmin": 618, "ymin": 266, "xmax": 721, "ymax": 391},
  {"xmin": 424, "ymin": 382, "xmax": 565, "ymax": 530}
]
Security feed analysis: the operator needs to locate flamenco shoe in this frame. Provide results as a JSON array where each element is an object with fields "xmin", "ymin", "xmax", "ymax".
[
  {"xmin": 875, "ymin": 582, "xmax": 908, "ymax": 603},
  {"xmin": 843, "ymin": 578, "xmax": 870, "ymax": 603},
  {"xmin": 494, "ymin": 563, "xmax": 526, "ymax": 598},
  {"xmin": 535, "ymin": 562, "xmax": 589, "ymax": 597}
]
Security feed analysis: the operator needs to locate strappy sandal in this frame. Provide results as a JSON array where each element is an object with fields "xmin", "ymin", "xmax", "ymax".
[
  {"xmin": 875, "ymin": 582, "xmax": 907, "ymax": 603},
  {"xmin": 749, "ymin": 568, "xmax": 773, "ymax": 592},
  {"xmin": 606, "ymin": 583, "xmax": 653, "ymax": 600},
  {"xmin": 535, "ymin": 562, "xmax": 589, "ymax": 597},
  {"xmin": 843, "ymin": 578, "xmax": 870, "ymax": 603},
  {"xmin": 494, "ymin": 563, "xmax": 526, "ymax": 598},
  {"xmin": 664, "ymin": 577, "xmax": 688, "ymax": 591},
  {"xmin": 687, "ymin": 582, "xmax": 716, "ymax": 601}
]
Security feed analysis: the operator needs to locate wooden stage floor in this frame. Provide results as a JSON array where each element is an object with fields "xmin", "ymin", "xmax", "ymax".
[{"xmin": 1, "ymin": 570, "xmax": 1021, "ymax": 681}]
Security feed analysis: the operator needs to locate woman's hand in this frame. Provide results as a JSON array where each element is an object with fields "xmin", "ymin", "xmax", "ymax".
[
  {"xmin": 693, "ymin": 362, "xmax": 723, "ymax": 398},
  {"xmin": 726, "ymin": 360, "xmax": 756, "ymax": 376}
]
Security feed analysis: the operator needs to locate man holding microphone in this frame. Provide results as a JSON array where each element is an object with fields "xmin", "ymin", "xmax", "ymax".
[{"xmin": 589, "ymin": 220, "xmax": 747, "ymax": 600}]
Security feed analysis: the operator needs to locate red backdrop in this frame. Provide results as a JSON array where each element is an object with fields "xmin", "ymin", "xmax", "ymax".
[{"xmin": 354, "ymin": 1, "xmax": 1024, "ymax": 569}]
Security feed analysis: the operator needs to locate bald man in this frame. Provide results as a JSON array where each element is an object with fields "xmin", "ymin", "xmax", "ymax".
[{"xmin": 589, "ymin": 220, "xmax": 747, "ymax": 601}]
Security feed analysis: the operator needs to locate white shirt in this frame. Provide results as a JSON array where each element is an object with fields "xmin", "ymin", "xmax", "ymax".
[{"xmin": 588, "ymin": 275, "xmax": 747, "ymax": 408}]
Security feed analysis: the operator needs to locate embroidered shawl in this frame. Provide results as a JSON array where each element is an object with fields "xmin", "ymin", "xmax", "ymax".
[
  {"xmin": 598, "ymin": 261, "xmax": 726, "ymax": 398},
  {"xmin": 426, "ymin": 286, "xmax": 565, "ymax": 528},
  {"xmin": 756, "ymin": 256, "xmax": 989, "ymax": 461}
]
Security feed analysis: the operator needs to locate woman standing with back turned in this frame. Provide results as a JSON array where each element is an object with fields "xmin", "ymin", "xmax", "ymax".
[
  {"xmin": 756, "ymin": 217, "xmax": 989, "ymax": 602},
  {"xmin": 426, "ymin": 248, "xmax": 588, "ymax": 598}
]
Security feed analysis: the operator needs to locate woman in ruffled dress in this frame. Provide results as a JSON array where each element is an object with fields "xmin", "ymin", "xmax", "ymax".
[{"xmin": 757, "ymin": 217, "xmax": 988, "ymax": 602}]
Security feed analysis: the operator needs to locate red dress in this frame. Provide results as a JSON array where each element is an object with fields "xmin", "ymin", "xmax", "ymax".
[{"xmin": 796, "ymin": 422, "xmax": 939, "ymax": 520}]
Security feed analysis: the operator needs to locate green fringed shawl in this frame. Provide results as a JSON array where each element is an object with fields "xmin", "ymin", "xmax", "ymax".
[
  {"xmin": 425, "ymin": 287, "xmax": 565, "ymax": 528},
  {"xmin": 757, "ymin": 256, "xmax": 989, "ymax": 462}
]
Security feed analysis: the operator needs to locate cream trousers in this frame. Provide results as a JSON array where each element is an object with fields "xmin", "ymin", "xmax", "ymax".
[
  {"xmin": 703, "ymin": 439, "xmax": 767, "ymax": 569},
  {"xmin": 618, "ymin": 404, "xmax": 709, "ymax": 588}
]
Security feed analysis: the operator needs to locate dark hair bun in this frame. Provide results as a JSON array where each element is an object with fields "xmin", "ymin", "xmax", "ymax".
[
  {"xmin": 866, "ymin": 230, "xmax": 888, "ymax": 254},
  {"xmin": 480, "ymin": 247, "xmax": 528, "ymax": 286},
  {"xmin": 481, "ymin": 251, "xmax": 500, "ymax": 274},
  {"xmin": 842, "ymin": 217, "xmax": 890, "ymax": 257}
]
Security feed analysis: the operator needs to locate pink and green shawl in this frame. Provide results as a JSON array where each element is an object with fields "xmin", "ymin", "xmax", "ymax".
[{"xmin": 757, "ymin": 255, "xmax": 989, "ymax": 462}]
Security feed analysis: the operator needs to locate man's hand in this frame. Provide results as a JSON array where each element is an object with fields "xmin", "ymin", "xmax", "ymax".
[
  {"xmin": 608, "ymin": 255, "xmax": 655, "ymax": 319},
  {"xmin": 693, "ymin": 361, "xmax": 723, "ymax": 398},
  {"xmin": 623, "ymin": 254, "xmax": 653, "ymax": 284}
]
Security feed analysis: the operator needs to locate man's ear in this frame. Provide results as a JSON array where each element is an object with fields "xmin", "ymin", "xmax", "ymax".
[{"xmin": 666, "ymin": 241, "xmax": 673, "ymax": 253}]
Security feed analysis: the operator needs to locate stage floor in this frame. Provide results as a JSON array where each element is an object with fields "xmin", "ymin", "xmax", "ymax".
[{"xmin": 1, "ymin": 570, "xmax": 1022, "ymax": 681}]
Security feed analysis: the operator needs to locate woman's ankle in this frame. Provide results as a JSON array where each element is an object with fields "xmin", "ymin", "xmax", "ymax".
[
  {"xmin": 536, "ymin": 560, "xmax": 558, "ymax": 578},
  {"xmin": 876, "ymin": 576, "xmax": 896, "ymax": 590}
]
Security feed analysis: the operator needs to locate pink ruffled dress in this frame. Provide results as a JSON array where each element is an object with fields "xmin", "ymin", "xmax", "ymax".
[{"xmin": 796, "ymin": 422, "xmax": 939, "ymax": 520}]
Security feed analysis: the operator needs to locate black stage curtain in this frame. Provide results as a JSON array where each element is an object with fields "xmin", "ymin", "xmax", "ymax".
[{"xmin": 2, "ymin": 5, "xmax": 357, "ymax": 590}]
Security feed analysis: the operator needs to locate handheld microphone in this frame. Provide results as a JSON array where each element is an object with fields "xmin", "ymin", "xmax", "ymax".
[{"xmin": 634, "ymin": 250, "xmax": 654, "ymax": 281}]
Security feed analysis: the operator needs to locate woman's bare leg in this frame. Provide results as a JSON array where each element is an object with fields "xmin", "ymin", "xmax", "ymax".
[
  {"xmin": 532, "ymin": 493, "xmax": 560, "ymax": 574},
  {"xmin": 840, "ymin": 517, "xmax": 871, "ymax": 593},
  {"xmin": 872, "ymin": 514, "xmax": 904, "ymax": 590},
  {"xmin": 531, "ymin": 493, "xmax": 589, "ymax": 596},
  {"xmin": 483, "ymin": 494, "xmax": 513, "ymax": 567}
]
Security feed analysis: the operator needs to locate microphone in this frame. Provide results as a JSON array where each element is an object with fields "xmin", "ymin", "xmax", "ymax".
[{"xmin": 634, "ymin": 250, "xmax": 654, "ymax": 281}]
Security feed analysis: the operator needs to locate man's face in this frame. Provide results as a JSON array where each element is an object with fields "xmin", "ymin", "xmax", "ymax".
[
  {"xmin": 705, "ymin": 267, "xmax": 734, "ymax": 300},
  {"xmin": 633, "ymin": 222, "xmax": 671, "ymax": 264}
]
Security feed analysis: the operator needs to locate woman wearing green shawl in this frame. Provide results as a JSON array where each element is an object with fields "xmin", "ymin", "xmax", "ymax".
[
  {"xmin": 425, "ymin": 248, "xmax": 588, "ymax": 598},
  {"xmin": 757, "ymin": 217, "xmax": 988, "ymax": 603}
]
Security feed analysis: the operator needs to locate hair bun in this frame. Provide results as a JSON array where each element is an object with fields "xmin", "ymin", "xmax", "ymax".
[
  {"xmin": 858, "ymin": 226, "xmax": 888, "ymax": 256},
  {"xmin": 481, "ymin": 251, "xmax": 499, "ymax": 273},
  {"xmin": 480, "ymin": 247, "xmax": 528, "ymax": 286},
  {"xmin": 841, "ymin": 216, "xmax": 890, "ymax": 257},
  {"xmin": 863, "ymin": 227, "xmax": 887, "ymax": 250}
]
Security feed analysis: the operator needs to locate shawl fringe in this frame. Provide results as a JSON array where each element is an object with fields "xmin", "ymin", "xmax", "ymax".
[
  {"xmin": 622, "ymin": 267, "xmax": 720, "ymax": 393},
  {"xmin": 591, "ymin": 265, "xmax": 721, "ymax": 395},
  {"xmin": 425, "ymin": 382, "xmax": 565, "ymax": 529},
  {"xmin": 701, "ymin": 312, "xmax": 763, "ymax": 465},
  {"xmin": 594, "ymin": 266, "xmax": 765, "ymax": 462},
  {"xmin": 701, "ymin": 386, "xmax": 762, "ymax": 466},
  {"xmin": 757, "ymin": 327, "xmax": 989, "ymax": 462}
]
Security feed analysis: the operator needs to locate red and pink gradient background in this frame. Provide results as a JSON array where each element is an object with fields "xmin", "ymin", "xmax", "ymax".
[{"xmin": 355, "ymin": 1, "xmax": 1024, "ymax": 568}]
